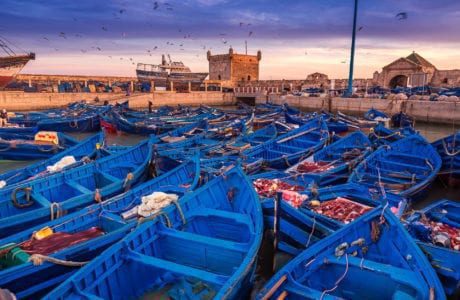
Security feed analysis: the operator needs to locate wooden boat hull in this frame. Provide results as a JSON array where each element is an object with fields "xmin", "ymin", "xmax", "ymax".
[
  {"xmin": 0, "ymin": 157, "xmax": 201, "ymax": 299},
  {"xmin": 243, "ymin": 117, "xmax": 329, "ymax": 170},
  {"xmin": 406, "ymin": 199, "xmax": 460, "ymax": 295},
  {"xmin": 0, "ymin": 133, "xmax": 104, "ymax": 188},
  {"xmin": 0, "ymin": 139, "xmax": 153, "ymax": 237},
  {"xmin": 0, "ymin": 132, "xmax": 78, "ymax": 161},
  {"xmin": 257, "ymin": 207, "xmax": 446, "ymax": 300},
  {"xmin": 44, "ymin": 166, "xmax": 263, "ymax": 299},
  {"xmin": 349, "ymin": 134, "xmax": 441, "ymax": 200},
  {"xmin": 432, "ymin": 131, "xmax": 460, "ymax": 187}
]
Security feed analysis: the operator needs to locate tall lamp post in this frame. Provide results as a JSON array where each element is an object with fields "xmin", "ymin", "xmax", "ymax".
[{"xmin": 346, "ymin": 0, "xmax": 359, "ymax": 97}]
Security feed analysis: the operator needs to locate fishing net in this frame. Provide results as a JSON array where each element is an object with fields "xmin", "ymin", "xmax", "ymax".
[
  {"xmin": 309, "ymin": 197, "xmax": 372, "ymax": 224},
  {"xmin": 20, "ymin": 227, "xmax": 104, "ymax": 256}
]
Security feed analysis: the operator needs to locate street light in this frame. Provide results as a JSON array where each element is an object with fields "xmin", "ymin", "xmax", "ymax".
[{"xmin": 346, "ymin": 0, "xmax": 359, "ymax": 97}]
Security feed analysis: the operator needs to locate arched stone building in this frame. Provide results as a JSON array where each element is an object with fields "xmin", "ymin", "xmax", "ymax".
[{"xmin": 373, "ymin": 52, "xmax": 460, "ymax": 88}]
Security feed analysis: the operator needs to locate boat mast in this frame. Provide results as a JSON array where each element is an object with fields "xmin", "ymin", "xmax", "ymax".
[{"xmin": 346, "ymin": 0, "xmax": 359, "ymax": 97}]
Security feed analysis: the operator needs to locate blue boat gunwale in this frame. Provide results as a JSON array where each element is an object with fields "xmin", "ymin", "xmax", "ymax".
[
  {"xmin": 286, "ymin": 131, "xmax": 372, "ymax": 177},
  {"xmin": 0, "ymin": 156, "xmax": 202, "ymax": 298},
  {"xmin": 257, "ymin": 206, "xmax": 446, "ymax": 300},
  {"xmin": 44, "ymin": 165, "xmax": 263, "ymax": 300},
  {"xmin": 0, "ymin": 132, "xmax": 105, "ymax": 188},
  {"xmin": 349, "ymin": 134, "xmax": 441, "ymax": 198},
  {"xmin": 0, "ymin": 138, "xmax": 153, "ymax": 236}
]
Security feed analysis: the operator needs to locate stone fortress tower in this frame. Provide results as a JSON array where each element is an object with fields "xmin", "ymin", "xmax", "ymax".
[{"xmin": 207, "ymin": 47, "xmax": 261, "ymax": 87}]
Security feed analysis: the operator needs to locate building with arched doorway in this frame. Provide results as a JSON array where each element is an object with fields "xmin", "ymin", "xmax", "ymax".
[{"xmin": 373, "ymin": 52, "xmax": 460, "ymax": 88}]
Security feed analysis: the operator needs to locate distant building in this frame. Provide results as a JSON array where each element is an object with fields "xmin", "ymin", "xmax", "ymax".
[
  {"xmin": 373, "ymin": 52, "xmax": 460, "ymax": 88},
  {"xmin": 207, "ymin": 48, "xmax": 261, "ymax": 87}
]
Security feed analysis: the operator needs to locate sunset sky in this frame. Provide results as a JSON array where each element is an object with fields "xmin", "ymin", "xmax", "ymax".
[{"xmin": 1, "ymin": 0, "xmax": 459, "ymax": 79}]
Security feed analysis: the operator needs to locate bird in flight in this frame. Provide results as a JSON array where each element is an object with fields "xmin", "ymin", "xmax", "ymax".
[
  {"xmin": 358, "ymin": 26, "xmax": 363, "ymax": 31},
  {"xmin": 101, "ymin": 26, "xmax": 108, "ymax": 31},
  {"xmin": 396, "ymin": 12, "xmax": 408, "ymax": 20}
]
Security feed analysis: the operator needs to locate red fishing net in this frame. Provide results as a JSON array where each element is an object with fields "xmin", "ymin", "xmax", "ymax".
[
  {"xmin": 21, "ymin": 227, "xmax": 104, "ymax": 256},
  {"xmin": 253, "ymin": 178, "xmax": 304, "ymax": 198},
  {"xmin": 296, "ymin": 161, "xmax": 332, "ymax": 173},
  {"xmin": 310, "ymin": 197, "xmax": 372, "ymax": 224},
  {"xmin": 419, "ymin": 218, "xmax": 460, "ymax": 251}
]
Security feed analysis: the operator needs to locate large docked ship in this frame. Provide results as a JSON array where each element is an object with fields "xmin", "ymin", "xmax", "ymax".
[
  {"xmin": 136, "ymin": 54, "xmax": 208, "ymax": 87},
  {"xmin": 0, "ymin": 37, "xmax": 35, "ymax": 89}
]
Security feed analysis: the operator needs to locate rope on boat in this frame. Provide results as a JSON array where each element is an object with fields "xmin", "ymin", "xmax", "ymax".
[
  {"xmin": 441, "ymin": 139, "xmax": 460, "ymax": 156},
  {"xmin": 0, "ymin": 144, "xmax": 11, "ymax": 152},
  {"xmin": 11, "ymin": 187, "xmax": 34, "ymax": 208},
  {"xmin": 29, "ymin": 254, "xmax": 88, "ymax": 267},
  {"xmin": 69, "ymin": 120, "xmax": 78, "ymax": 128},
  {"xmin": 172, "ymin": 199, "xmax": 186, "ymax": 225},
  {"xmin": 305, "ymin": 217, "xmax": 316, "ymax": 249},
  {"xmin": 138, "ymin": 211, "xmax": 172, "ymax": 228},
  {"xmin": 50, "ymin": 202, "xmax": 62, "ymax": 221},
  {"xmin": 425, "ymin": 159, "xmax": 434, "ymax": 172},
  {"xmin": 319, "ymin": 253, "xmax": 349, "ymax": 300},
  {"xmin": 282, "ymin": 155, "xmax": 291, "ymax": 167}
]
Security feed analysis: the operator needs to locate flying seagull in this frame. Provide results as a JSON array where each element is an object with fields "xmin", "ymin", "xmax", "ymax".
[{"xmin": 396, "ymin": 12, "xmax": 408, "ymax": 20}]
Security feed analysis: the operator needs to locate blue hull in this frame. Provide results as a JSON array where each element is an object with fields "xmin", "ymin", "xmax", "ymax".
[
  {"xmin": 406, "ymin": 199, "xmax": 460, "ymax": 295},
  {"xmin": 0, "ymin": 133, "xmax": 104, "ymax": 188},
  {"xmin": 349, "ymin": 134, "xmax": 441, "ymax": 200},
  {"xmin": 257, "ymin": 207, "xmax": 446, "ymax": 300},
  {"xmin": 0, "ymin": 157, "xmax": 201, "ymax": 299},
  {"xmin": 243, "ymin": 117, "xmax": 329, "ymax": 170},
  {"xmin": 0, "ymin": 132, "xmax": 79, "ymax": 161},
  {"xmin": 44, "ymin": 166, "xmax": 263, "ymax": 299},
  {"xmin": 0, "ymin": 139, "xmax": 153, "ymax": 237}
]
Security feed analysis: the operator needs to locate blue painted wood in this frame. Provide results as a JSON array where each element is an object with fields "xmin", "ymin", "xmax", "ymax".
[
  {"xmin": 406, "ymin": 199, "xmax": 460, "ymax": 295},
  {"xmin": 0, "ymin": 157, "xmax": 201, "ymax": 299},
  {"xmin": 349, "ymin": 134, "xmax": 441, "ymax": 200},
  {"xmin": 0, "ymin": 132, "xmax": 104, "ymax": 187},
  {"xmin": 44, "ymin": 166, "xmax": 263, "ymax": 300},
  {"xmin": 0, "ymin": 132, "xmax": 79, "ymax": 161},
  {"xmin": 257, "ymin": 207, "xmax": 446, "ymax": 300},
  {"xmin": 431, "ymin": 131, "xmax": 460, "ymax": 185},
  {"xmin": 243, "ymin": 117, "xmax": 329, "ymax": 169},
  {"xmin": 0, "ymin": 139, "xmax": 153, "ymax": 237}
]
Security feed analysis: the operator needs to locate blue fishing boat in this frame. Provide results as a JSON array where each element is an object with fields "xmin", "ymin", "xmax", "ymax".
[
  {"xmin": 0, "ymin": 126, "xmax": 38, "ymax": 137},
  {"xmin": 257, "ymin": 207, "xmax": 446, "ymax": 300},
  {"xmin": 287, "ymin": 131, "xmax": 372, "ymax": 186},
  {"xmin": 36, "ymin": 112, "xmax": 102, "ymax": 132},
  {"xmin": 369, "ymin": 123, "xmax": 417, "ymax": 147},
  {"xmin": 0, "ymin": 139, "xmax": 153, "ymax": 237},
  {"xmin": 108, "ymin": 110, "xmax": 223, "ymax": 135},
  {"xmin": 284, "ymin": 111, "xmax": 350, "ymax": 134},
  {"xmin": 349, "ymin": 134, "xmax": 441, "ymax": 199},
  {"xmin": 406, "ymin": 199, "xmax": 460, "ymax": 295},
  {"xmin": 0, "ymin": 157, "xmax": 201, "ymax": 299},
  {"xmin": 391, "ymin": 111, "xmax": 415, "ymax": 127},
  {"xmin": 0, "ymin": 131, "xmax": 79, "ymax": 161},
  {"xmin": 0, "ymin": 133, "xmax": 105, "ymax": 188},
  {"xmin": 364, "ymin": 108, "xmax": 389, "ymax": 121},
  {"xmin": 260, "ymin": 183, "xmax": 403, "ymax": 255},
  {"xmin": 432, "ymin": 131, "xmax": 460, "ymax": 186},
  {"xmin": 243, "ymin": 117, "xmax": 329, "ymax": 169},
  {"xmin": 44, "ymin": 165, "xmax": 263, "ymax": 300}
]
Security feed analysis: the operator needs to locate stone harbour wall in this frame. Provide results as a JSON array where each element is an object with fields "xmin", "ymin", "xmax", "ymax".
[
  {"xmin": 0, "ymin": 91, "xmax": 235, "ymax": 111},
  {"xmin": 263, "ymin": 94, "xmax": 460, "ymax": 125}
]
